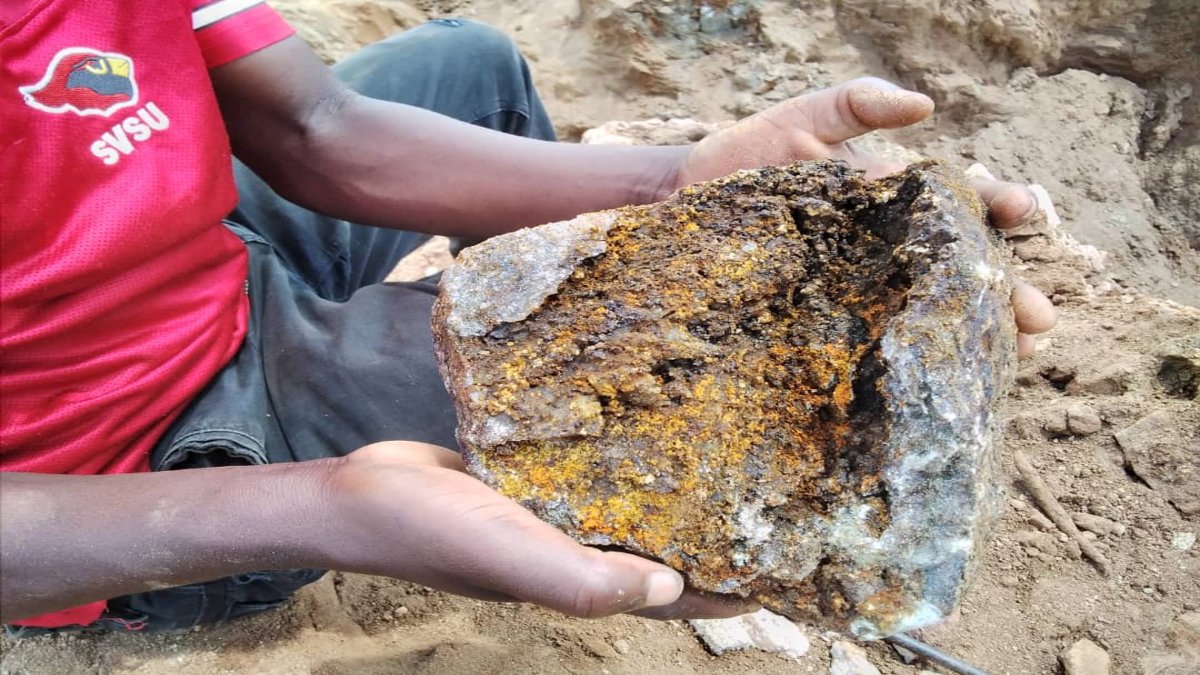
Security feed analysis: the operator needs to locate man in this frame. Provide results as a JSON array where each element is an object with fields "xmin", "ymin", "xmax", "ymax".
[{"xmin": 0, "ymin": 1, "xmax": 1056, "ymax": 631}]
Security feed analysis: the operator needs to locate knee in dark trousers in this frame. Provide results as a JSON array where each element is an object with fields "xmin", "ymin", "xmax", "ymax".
[
  {"xmin": 335, "ymin": 18, "xmax": 557, "ymax": 140},
  {"xmin": 332, "ymin": 19, "xmax": 560, "ymax": 256}
]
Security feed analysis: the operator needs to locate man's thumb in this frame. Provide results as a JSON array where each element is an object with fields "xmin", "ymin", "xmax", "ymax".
[
  {"xmin": 844, "ymin": 78, "xmax": 934, "ymax": 133},
  {"xmin": 509, "ymin": 543, "xmax": 686, "ymax": 618}
]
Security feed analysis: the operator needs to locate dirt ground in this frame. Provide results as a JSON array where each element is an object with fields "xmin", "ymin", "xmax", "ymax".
[{"xmin": 3, "ymin": 1, "xmax": 1197, "ymax": 673}]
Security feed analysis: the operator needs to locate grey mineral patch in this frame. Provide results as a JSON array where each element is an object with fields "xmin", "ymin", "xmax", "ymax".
[{"xmin": 441, "ymin": 211, "xmax": 616, "ymax": 337}]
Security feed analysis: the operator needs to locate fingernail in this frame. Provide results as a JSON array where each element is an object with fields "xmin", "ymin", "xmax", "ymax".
[
  {"xmin": 644, "ymin": 570, "xmax": 684, "ymax": 607},
  {"xmin": 1020, "ymin": 187, "xmax": 1039, "ymax": 220}
]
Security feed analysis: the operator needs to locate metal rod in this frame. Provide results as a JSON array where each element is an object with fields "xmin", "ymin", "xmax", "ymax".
[{"xmin": 884, "ymin": 633, "xmax": 989, "ymax": 675}]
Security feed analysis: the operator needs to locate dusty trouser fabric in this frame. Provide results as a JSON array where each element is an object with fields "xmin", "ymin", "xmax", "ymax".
[{"xmin": 99, "ymin": 19, "xmax": 559, "ymax": 631}]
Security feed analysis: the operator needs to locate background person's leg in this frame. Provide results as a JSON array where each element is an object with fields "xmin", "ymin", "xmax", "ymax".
[{"xmin": 229, "ymin": 19, "xmax": 557, "ymax": 301}]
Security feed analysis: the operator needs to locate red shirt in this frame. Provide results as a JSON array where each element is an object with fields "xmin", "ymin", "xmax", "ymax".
[{"xmin": 1, "ymin": 0, "xmax": 293, "ymax": 626}]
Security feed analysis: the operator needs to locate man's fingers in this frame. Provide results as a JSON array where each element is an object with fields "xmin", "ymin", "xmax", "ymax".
[
  {"xmin": 476, "ymin": 526, "xmax": 685, "ymax": 618},
  {"xmin": 631, "ymin": 589, "xmax": 757, "ymax": 621},
  {"xmin": 676, "ymin": 77, "xmax": 937, "ymax": 186},
  {"xmin": 358, "ymin": 441, "xmax": 467, "ymax": 471},
  {"xmin": 969, "ymin": 180, "xmax": 1054, "ymax": 357},
  {"xmin": 844, "ymin": 81, "xmax": 934, "ymax": 133},
  {"xmin": 348, "ymin": 443, "xmax": 692, "ymax": 618},
  {"xmin": 1017, "ymin": 332, "xmax": 1038, "ymax": 359},
  {"xmin": 782, "ymin": 77, "xmax": 934, "ymax": 146},
  {"xmin": 411, "ymin": 474, "xmax": 685, "ymax": 618},
  {"xmin": 971, "ymin": 177, "xmax": 1038, "ymax": 229},
  {"xmin": 1011, "ymin": 282, "xmax": 1057, "ymax": 335}
]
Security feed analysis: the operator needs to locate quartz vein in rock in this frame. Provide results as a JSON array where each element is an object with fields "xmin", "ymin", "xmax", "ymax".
[{"xmin": 432, "ymin": 160, "xmax": 1015, "ymax": 637}]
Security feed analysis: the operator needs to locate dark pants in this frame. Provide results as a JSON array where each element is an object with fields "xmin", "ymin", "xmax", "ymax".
[{"xmin": 99, "ymin": 19, "xmax": 558, "ymax": 631}]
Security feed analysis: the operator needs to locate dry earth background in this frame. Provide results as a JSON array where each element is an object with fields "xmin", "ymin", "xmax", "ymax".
[{"xmin": 2, "ymin": 1, "xmax": 1198, "ymax": 673}]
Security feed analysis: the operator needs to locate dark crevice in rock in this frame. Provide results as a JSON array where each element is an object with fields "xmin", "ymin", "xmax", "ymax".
[
  {"xmin": 1157, "ymin": 356, "xmax": 1198, "ymax": 400},
  {"xmin": 1122, "ymin": 460, "xmax": 1154, "ymax": 490},
  {"xmin": 1040, "ymin": 365, "xmax": 1076, "ymax": 391}
]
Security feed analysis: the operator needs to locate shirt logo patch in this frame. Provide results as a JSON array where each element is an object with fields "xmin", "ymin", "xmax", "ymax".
[{"xmin": 19, "ymin": 47, "xmax": 139, "ymax": 117}]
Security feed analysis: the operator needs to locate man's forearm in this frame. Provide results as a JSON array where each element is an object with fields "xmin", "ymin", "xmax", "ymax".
[
  {"xmin": 268, "ymin": 95, "xmax": 690, "ymax": 238},
  {"xmin": 211, "ymin": 36, "xmax": 689, "ymax": 238},
  {"xmin": 0, "ymin": 461, "xmax": 337, "ymax": 623}
]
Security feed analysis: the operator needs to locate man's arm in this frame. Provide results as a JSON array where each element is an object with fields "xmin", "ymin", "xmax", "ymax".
[
  {"xmin": 2, "ymin": 443, "xmax": 741, "ymax": 624},
  {"xmin": 0, "ymin": 461, "xmax": 327, "ymax": 622},
  {"xmin": 210, "ymin": 37, "xmax": 691, "ymax": 239},
  {"xmin": 212, "ymin": 38, "xmax": 1053, "ymax": 286},
  {"xmin": 213, "ymin": 42, "xmax": 1056, "ymax": 351}
]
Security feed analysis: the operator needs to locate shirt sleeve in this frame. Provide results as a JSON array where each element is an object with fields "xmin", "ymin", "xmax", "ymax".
[
  {"xmin": 9, "ymin": 600, "xmax": 106, "ymax": 629},
  {"xmin": 190, "ymin": 0, "xmax": 296, "ymax": 69}
]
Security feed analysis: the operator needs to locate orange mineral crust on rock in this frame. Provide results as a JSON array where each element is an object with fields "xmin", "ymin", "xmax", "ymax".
[{"xmin": 433, "ymin": 161, "xmax": 1016, "ymax": 637}]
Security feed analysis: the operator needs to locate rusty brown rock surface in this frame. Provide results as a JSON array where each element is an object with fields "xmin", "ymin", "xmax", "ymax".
[{"xmin": 432, "ymin": 160, "xmax": 1016, "ymax": 637}]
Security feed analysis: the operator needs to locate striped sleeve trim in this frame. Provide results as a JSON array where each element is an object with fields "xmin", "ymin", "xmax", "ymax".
[
  {"xmin": 193, "ymin": 0, "xmax": 266, "ymax": 30},
  {"xmin": 192, "ymin": 1, "xmax": 295, "ymax": 69}
]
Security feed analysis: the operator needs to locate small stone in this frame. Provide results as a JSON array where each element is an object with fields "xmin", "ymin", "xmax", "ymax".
[
  {"xmin": 690, "ymin": 609, "xmax": 811, "ymax": 660},
  {"xmin": 1003, "ymin": 413, "xmax": 1041, "ymax": 439},
  {"xmin": 393, "ymin": 606, "xmax": 409, "ymax": 617},
  {"xmin": 1042, "ymin": 409, "xmax": 1071, "ymax": 437},
  {"xmin": 1008, "ymin": 412, "xmax": 1048, "ymax": 439},
  {"xmin": 1011, "ymin": 236, "xmax": 1064, "ymax": 263},
  {"xmin": 1027, "ymin": 509, "xmax": 1056, "ymax": 531},
  {"xmin": 1065, "ymin": 540, "xmax": 1083, "ymax": 559},
  {"xmin": 1065, "ymin": 403, "xmax": 1102, "ymax": 436},
  {"xmin": 1171, "ymin": 532, "xmax": 1196, "ymax": 551},
  {"xmin": 731, "ymin": 69, "xmax": 764, "ymax": 92},
  {"xmin": 1061, "ymin": 638, "xmax": 1110, "ymax": 675},
  {"xmin": 1014, "ymin": 530, "xmax": 1057, "ymax": 554},
  {"xmin": 890, "ymin": 642, "xmax": 918, "ymax": 664},
  {"xmin": 1000, "ymin": 575, "xmax": 1020, "ymax": 587},
  {"xmin": 1040, "ymin": 364, "xmax": 1077, "ymax": 388},
  {"xmin": 1116, "ymin": 411, "xmax": 1200, "ymax": 516},
  {"xmin": 1072, "ymin": 513, "xmax": 1126, "ymax": 537},
  {"xmin": 1015, "ymin": 367, "xmax": 1042, "ymax": 386},
  {"xmin": 582, "ymin": 118, "xmax": 728, "ymax": 147},
  {"xmin": 611, "ymin": 639, "xmax": 631, "ymax": 655},
  {"xmin": 580, "ymin": 635, "xmax": 617, "ymax": 659},
  {"xmin": 686, "ymin": 617, "xmax": 754, "ymax": 656},
  {"xmin": 1066, "ymin": 363, "xmax": 1136, "ymax": 396},
  {"xmin": 830, "ymin": 640, "xmax": 881, "ymax": 675}
]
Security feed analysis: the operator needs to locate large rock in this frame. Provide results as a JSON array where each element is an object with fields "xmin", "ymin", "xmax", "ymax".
[
  {"xmin": 432, "ymin": 161, "xmax": 1016, "ymax": 637},
  {"xmin": 1115, "ymin": 409, "xmax": 1200, "ymax": 516}
]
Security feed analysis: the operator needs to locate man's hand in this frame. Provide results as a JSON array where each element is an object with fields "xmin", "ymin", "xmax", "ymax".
[
  {"xmin": 1, "ymin": 444, "xmax": 750, "ymax": 624},
  {"xmin": 676, "ymin": 77, "xmax": 1057, "ymax": 356},
  {"xmin": 321, "ymin": 442, "xmax": 750, "ymax": 620}
]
